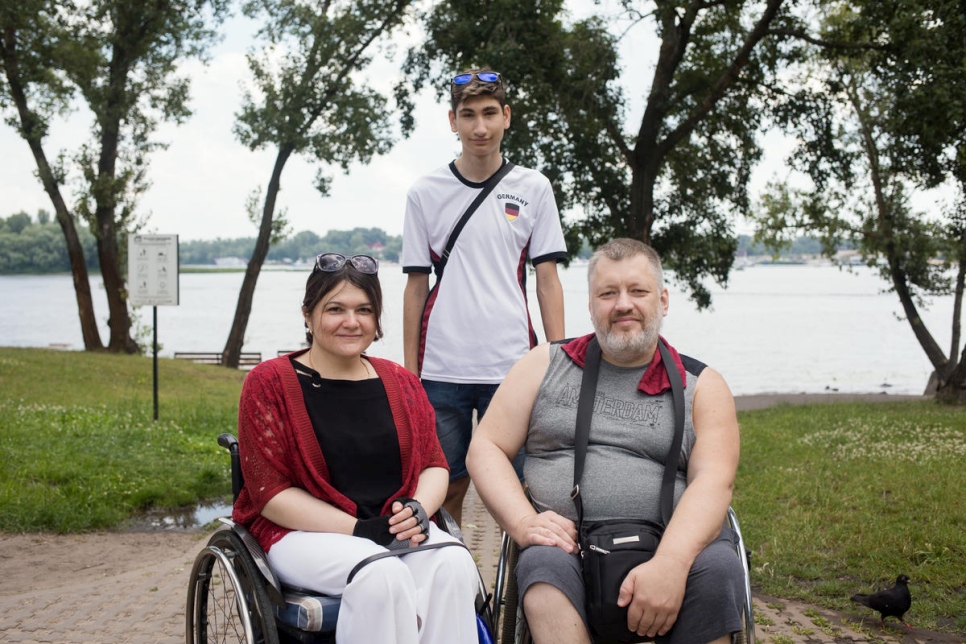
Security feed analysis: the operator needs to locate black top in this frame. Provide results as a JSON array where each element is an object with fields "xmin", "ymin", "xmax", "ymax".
[{"xmin": 291, "ymin": 358, "xmax": 402, "ymax": 518}]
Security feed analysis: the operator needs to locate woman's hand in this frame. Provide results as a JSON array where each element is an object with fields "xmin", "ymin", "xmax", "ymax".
[
  {"xmin": 388, "ymin": 498, "xmax": 430, "ymax": 546},
  {"xmin": 351, "ymin": 516, "xmax": 395, "ymax": 546}
]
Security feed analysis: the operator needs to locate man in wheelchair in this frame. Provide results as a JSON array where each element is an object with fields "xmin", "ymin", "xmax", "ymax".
[
  {"xmin": 467, "ymin": 239, "xmax": 746, "ymax": 644},
  {"xmin": 231, "ymin": 252, "xmax": 481, "ymax": 643}
]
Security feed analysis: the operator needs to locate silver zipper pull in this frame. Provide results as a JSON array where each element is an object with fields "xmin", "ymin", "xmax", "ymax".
[{"xmin": 589, "ymin": 544, "xmax": 611, "ymax": 554}]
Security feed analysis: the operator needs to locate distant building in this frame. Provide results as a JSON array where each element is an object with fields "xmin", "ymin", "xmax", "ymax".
[{"xmin": 214, "ymin": 257, "xmax": 248, "ymax": 268}]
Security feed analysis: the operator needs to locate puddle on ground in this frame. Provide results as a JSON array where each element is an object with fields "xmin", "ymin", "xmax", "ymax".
[{"xmin": 125, "ymin": 499, "xmax": 232, "ymax": 532}]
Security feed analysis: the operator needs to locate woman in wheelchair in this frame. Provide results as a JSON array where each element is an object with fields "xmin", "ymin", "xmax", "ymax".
[{"xmin": 231, "ymin": 252, "xmax": 480, "ymax": 643}]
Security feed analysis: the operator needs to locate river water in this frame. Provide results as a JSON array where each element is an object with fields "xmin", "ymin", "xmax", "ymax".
[{"xmin": 0, "ymin": 263, "xmax": 953, "ymax": 396}]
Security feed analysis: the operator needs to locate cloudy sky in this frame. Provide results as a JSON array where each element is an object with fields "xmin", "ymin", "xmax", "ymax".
[{"xmin": 1, "ymin": 4, "xmax": 787, "ymax": 243}]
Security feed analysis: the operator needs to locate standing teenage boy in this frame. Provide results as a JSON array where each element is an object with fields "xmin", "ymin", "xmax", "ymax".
[{"xmin": 401, "ymin": 68, "xmax": 568, "ymax": 524}]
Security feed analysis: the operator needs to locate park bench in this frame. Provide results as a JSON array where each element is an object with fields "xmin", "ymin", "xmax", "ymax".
[{"xmin": 173, "ymin": 352, "xmax": 262, "ymax": 369}]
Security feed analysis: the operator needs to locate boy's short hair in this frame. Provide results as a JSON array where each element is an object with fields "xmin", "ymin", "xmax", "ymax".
[{"xmin": 450, "ymin": 67, "xmax": 507, "ymax": 112}]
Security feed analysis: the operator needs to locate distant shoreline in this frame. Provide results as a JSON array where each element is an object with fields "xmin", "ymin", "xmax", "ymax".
[{"xmin": 734, "ymin": 392, "xmax": 930, "ymax": 411}]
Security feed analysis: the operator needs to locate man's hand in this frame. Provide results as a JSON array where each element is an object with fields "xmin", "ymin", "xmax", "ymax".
[
  {"xmin": 513, "ymin": 512, "xmax": 578, "ymax": 553},
  {"xmin": 617, "ymin": 554, "xmax": 690, "ymax": 638}
]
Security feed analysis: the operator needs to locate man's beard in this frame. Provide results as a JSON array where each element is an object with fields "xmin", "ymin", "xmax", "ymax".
[{"xmin": 593, "ymin": 312, "xmax": 662, "ymax": 364}]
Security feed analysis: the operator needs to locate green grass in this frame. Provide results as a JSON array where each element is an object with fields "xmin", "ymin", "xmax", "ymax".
[
  {"xmin": 0, "ymin": 347, "xmax": 246, "ymax": 532},
  {"xmin": 734, "ymin": 401, "xmax": 966, "ymax": 635},
  {"xmin": 1, "ymin": 347, "xmax": 964, "ymax": 635}
]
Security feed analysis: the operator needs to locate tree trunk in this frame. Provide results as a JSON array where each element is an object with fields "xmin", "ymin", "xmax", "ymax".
[
  {"xmin": 629, "ymin": 163, "xmax": 657, "ymax": 244},
  {"xmin": 949, "ymin": 230, "xmax": 965, "ymax": 367},
  {"xmin": 850, "ymin": 81, "xmax": 951, "ymax": 377},
  {"xmin": 1, "ymin": 25, "xmax": 104, "ymax": 350},
  {"xmin": 223, "ymin": 145, "xmax": 294, "ymax": 368},
  {"xmin": 92, "ymin": 134, "xmax": 137, "ymax": 353},
  {"xmin": 936, "ymin": 235, "xmax": 966, "ymax": 403},
  {"xmin": 935, "ymin": 360, "xmax": 966, "ymax": 404},
  {"xmin": 91, "ymin": 38, "xmax": 138, "ymax": 354},
  {"xmin": 95, "ymin": 210, "xmax": 138, "ymax": 353}
]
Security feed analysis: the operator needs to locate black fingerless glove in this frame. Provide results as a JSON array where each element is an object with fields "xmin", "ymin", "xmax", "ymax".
[
  {"xmin": 351, "ymin": 515, "xmax": 394, "ymax": 546},
  {"xmin": 394, "ymin": 496, "xmax": 431, "ymax": 536}
]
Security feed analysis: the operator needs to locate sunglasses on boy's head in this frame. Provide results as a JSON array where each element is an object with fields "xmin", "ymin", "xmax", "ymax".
[
  {"xmin": 314, "ymin": 253, "xmax": 379, "ymax": 274},
  {"xmin": 452, "ymin": 71, "xmax": 501, "ymax": 85}
]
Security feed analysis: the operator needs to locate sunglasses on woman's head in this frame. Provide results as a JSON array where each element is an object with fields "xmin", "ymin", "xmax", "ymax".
[
  {"xmin": 314, "ymin": 253, "xmax": 379, "ymax": 274},
  {"xmin": 452, "ymin": 71, "xmax": 501, "ymax": 85}
]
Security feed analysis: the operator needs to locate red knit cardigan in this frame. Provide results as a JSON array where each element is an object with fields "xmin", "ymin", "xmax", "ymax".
[{"xmin": 231, "ymin": 350, "xmax": 448, "ymax": 553}]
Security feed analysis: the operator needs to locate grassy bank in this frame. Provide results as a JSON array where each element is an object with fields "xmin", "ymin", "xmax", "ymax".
[
  {"xmin": 0, "ymin": 346, "xmax": 245, "ymax": 532},
  {"xmin": 1, "ymin": 347, "xmax": 963, "ymax": 634},
  {"xmin": 735, "ymin": 401, "xmax": 966, "ymax": 634}
]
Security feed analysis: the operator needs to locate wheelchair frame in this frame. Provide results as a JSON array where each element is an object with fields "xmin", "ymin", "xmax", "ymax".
[
  {"xmin": 185, "ymin": 433, "xmax": 496, "ymax": 644},
  {"xmin": 491, "ymin": 507, "xmax": 756, "ymax": 644}
]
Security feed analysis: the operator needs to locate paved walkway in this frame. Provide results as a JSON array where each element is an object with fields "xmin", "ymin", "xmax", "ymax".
[{"xmin": 0, "ymin": 531, "xmax": 201, "ymax": 643}]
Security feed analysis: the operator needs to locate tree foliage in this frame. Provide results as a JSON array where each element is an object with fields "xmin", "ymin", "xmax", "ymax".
[
  {"xmin": 1, "ymin": 0, "xmax": 228, "ymax": 353},
  {"xmin": 401, "ymin": 0, "xmax": 812, "ymax": 307},
  {"xmin": 0, "ymin": 211, "xmax": 99, "ymax": 273},
  {"xmin": 179, "ymin": 227, "xmax": 402, "ymax": 264},
  {"xmin": 221, "ymin": 0, "xmax": 414, "ymax": 367},
  {"xmin": 753, "ymin": 0, "xmax": 966, "ymax": 401}
]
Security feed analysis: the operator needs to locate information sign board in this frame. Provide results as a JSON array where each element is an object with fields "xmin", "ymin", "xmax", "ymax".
[{"xmin": 128, "ymin": 234, "xmax": 179, "ymax": 306}]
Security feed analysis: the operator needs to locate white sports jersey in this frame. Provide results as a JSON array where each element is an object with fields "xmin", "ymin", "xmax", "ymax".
[{"xmin": 402, "ymin": 160, "xmax": 568, "ymax": 384}]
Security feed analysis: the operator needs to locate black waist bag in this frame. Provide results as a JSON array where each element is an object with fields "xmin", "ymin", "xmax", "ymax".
[{"xmin": 580, "ymin": 519, "xmax": 664, "ymax": 642}]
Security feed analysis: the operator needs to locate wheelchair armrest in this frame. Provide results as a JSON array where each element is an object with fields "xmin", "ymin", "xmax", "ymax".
[
  {"xmin": 223, "ymin": 519, "xmax": 286, "ymax": 607},
  {"xmin": 217, "ymin": 433, "xmax": 244, "ymax": 502},
  {"xmin": 217, "ymin": 433, "xmax": 238, "ymax": 451},
  {"xmin": 434, "ymin": 506, "xmax": 463, "ymax": 542}
]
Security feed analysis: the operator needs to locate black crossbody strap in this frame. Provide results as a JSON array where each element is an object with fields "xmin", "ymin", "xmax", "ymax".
[
  {"xmin": 436, "ymin": 160, "xmax": 515, "ymax": 278},
  {"xmin": 572, "ymin": 337, "xmax": 684, "ymax": 530},
  {"xmin": 346, "ymin": 540, "xmax": 470, "ymax": 585},
  {"xmin": 571, "ymin": 336, "xmax": 602, "ymax": 527},
  {"xmin": 657, "ymin": 339, "xmax": 685, "ymax": 526}
]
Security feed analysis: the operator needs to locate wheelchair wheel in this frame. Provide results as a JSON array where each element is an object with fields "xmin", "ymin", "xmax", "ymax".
[
  {"xmin": 186, "ymin": 529, "xmax": 279, "ymax": 644},
  {"xmin": 497, "ymin": 535, "xmax": 519, "ymax": 644},
  {"xmin": 734, "ymin": 600, "xmax": 753, "ymax": 644},
  {"xmin": 727, "ymin": 507, "xmax": 755, "ymax": 644},
  {"xmin": 494, "ymin": 536, "xmax": 533, "ymax": 644},
  {"xmin": 513, "ymin": 604, "xmax": 531, "ymax": 644}
]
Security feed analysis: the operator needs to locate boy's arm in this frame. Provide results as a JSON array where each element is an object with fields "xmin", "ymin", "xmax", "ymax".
[
  {"xmin": 535, "ymin": 260, "xmax": 565, "ymax": 342},
  {"xmin": 403, "ymin": 272, "xmax": 430, "ymax": 375}
]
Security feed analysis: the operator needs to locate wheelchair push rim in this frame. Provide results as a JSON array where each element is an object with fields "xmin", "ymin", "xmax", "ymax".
[{"xmin": 186, "ymin": 529, "xmax": 279, "ymax": 644}]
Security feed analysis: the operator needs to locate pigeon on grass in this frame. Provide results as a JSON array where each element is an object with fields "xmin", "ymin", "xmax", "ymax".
[{"xmin": 850, "ymin": 574, "xmax": 912, "ymax": 628}]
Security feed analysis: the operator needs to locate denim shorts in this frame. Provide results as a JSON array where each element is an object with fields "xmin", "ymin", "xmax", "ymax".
[{"xmin": 422, "ymin": 380, "xmax": 524, "ymax": 481}]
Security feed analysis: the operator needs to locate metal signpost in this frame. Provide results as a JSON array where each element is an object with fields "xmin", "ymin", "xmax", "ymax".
[{"xmin": 128, "ymin": 234, "xmax": 179, "ymax": 420}]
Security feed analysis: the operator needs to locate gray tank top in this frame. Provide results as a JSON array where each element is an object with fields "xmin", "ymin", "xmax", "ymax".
[{"xmin": 524, "ymin": 342, "xmax": 702, "ymax": 523}]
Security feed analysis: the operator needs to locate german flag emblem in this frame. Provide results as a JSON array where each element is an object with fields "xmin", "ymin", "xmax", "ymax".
[{"xmin": 505, "ymin": 203, "xmax": 520, "ymax": 222}]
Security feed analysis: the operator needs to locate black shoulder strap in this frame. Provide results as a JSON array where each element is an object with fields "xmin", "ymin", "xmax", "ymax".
[
  {"xmin": 657, "ymin": 339, "xmax": 685, "ymax": 526},
  {"xmin": 572, "ymin": 337, "xmax": 684, "ymax": 529},
  {"xmin": 572, "ymin": 336, "xmax": 602, "ymax": 504},
  {"xmin": 436, "ymin": 160, "xmax": 516, "ymax": 278}
]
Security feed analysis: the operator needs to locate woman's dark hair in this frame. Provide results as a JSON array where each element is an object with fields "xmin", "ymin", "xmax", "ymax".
[{"xmin": 302, "ymin": 265, "xmax": 384, "ymax": 346}]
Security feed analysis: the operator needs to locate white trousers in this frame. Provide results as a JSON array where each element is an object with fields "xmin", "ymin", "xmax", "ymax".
[{"xmin": 266, "ymin": 523, "xmax": 479, "ymax": 644}]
